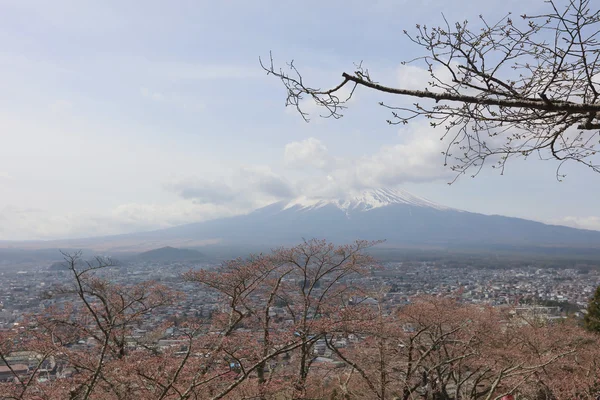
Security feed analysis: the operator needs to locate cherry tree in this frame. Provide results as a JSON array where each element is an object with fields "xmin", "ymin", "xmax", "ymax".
[
  {"xmin": 263, "ymin": 0, "xmax": 600, "ymax": 180},
  {"xmin": 323, "ymin": 297, "xmax": 600, "ymax": 400},
  {"xmin": 2, "ymin": 243, "xmax": 600, "ymax": 399},
  {"xmin": 183, "ymin": 239, "xmax": 378, "ymax": 399}
]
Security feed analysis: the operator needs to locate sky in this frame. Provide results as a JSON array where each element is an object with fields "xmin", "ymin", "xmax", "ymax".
[{"xmin": 1, "ymin": 0, "xmax": 599, "ymax": 240}]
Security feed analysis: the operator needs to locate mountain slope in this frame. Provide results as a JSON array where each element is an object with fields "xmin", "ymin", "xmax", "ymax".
[
  {"xmin": 124, "ymin": 188, "xmax": 600, "ymax": 249},
  {"xmin": 5, "ymin": 188, "xmax": 600, "ymax": 253}
]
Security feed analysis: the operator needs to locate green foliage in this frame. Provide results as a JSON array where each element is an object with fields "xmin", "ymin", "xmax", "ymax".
[{"xmin": 584, "ymin": 285, "xmax": 600, "ymax": 333}]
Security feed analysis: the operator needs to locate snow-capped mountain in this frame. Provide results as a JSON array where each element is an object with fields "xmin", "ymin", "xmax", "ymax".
[
  {"xmin": 283, "ymin": 188, "xmax": 452, "ymax": 213},
  {"xmin": 29, "ymin": 187, "xmax": 600, "ymax": 253},
  {"xmin": 97, "ymin": 187, "xmax": 600, "ymax": 251}
]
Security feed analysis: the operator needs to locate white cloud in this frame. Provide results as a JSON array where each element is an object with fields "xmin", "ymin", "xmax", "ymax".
[
  {"xmin": 166, "ymin": 166, "xmax": 295, "ymax": 207},
  {"xmin": 282, "ymin": 122, "xmax": 453, "ymax": 197},
  {"xmin": 354, "ymin": 123, "xmax": 454, "ymax": 185},
  {"xmin": 165, "ymin": 179, "xmax": 237, "ymax": 203},
  {"xmin": 107, "ymin": 202, "xmax": 242, "ymax": 230},
  {"xmin": 549, "ymin": 216, "xmax": 600, "ymax": 232},
  {"xmin": 397, "ymin": 64, "xmax": 433, "ymax": 91},
  {"xmin": 0, "ymin": 165, "xmax": 297, "ymax": 240},
  {"xmin": 284, "ymin": 137, "xmax": 331, "ymax": 169},
  {"xmin": 0, "ymin": 201, "xmax": 242, "ymax": 241},
  {"xmin": 238, "ymin": 166, "xmax": 296, "ymax": 199}
]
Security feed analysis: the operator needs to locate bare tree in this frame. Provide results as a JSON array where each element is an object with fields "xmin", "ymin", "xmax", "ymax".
[
  {"xmin": 36, "ymin": 251, "xmax": 176, "ymax": 400},
  {"xmin": 183, "ymin": 239, "xmax": 378, "ymax": 400},
  {"xmin": 263, "ymin": 0, "xmax": 600, "ymax": 181},
  {"xmin": 3, "ymin": 245, "xmax": 600, "ymax": 399}
]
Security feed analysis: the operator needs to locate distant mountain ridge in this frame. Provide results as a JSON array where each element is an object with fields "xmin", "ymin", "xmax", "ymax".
[
  {"xmin": 3, "ymin": 188, "xmax": 600, "ymax": 254},
  {"xmin": 126, "ymin": 187, "xmax": 600, "ymax": 250}
]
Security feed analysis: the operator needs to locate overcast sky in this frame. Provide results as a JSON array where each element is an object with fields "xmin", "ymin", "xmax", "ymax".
[{"xmin": 1, "ymin": 0, "xmax": 599, "ymax": 240}]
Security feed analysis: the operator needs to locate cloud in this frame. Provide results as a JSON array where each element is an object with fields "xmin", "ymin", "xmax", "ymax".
[
  {"xmin": 168, "ymin": 179, "xmax": 238, "ymax": 203},
  {"xmin": 549, "ymin": 216, "xmax": 600, "ymax": 231},
  {"xmin": 0, "ymin": 167, "xmax": 297, "ymax": 239},
  {"xmin": 0, "ymin": 201, "xmax": 242, "ymax": 241},
  {"xmin": 282, "ymin": 122, "xmax": 453, "ymax": 198},
  {"xmin": 284, "ymin": 137, "xmax": 332, "ymax": 169},
  {"xmin": 397, "ymin": 64, "xmax": 434, "ymax": 91},
  {"xmin": 240, "ymin": 166, "xmax": 295, "ymax": 199},
  {"xmin": 166, "ymin": 166, "xmax": 295, "ymax": 207},
  {"xmin": 106, "ymin": 202, "xmax": 241, "ymax": 230},
  {"xmin": 278, "ymin": 64, "xmax": 463, "ymax": 195},
  {"xmin": 354, "ymin": 122, "xmax": 453, "ymax": 186}
]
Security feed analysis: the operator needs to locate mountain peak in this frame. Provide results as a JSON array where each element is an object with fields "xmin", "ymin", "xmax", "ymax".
[{"xmin": 283, "ymin": 187, "xmax": 449, "ymax": 213}]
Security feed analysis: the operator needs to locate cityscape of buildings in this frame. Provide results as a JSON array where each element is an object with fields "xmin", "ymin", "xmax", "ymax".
[
  {"xmin": 1, "ymin": 257, "xmax": 597, "ymax": 329},
  {"xmin": 1, "ymin": 255, "xmax": 598, "ymax": 383}
]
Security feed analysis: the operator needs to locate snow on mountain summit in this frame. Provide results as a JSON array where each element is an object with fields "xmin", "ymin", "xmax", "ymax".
[
  {"xmin": 283, "ymin": 188, "xmax": 450, "ymax": 213},
  {"xmin": 345, "ymin": 188, "xmax": 448, "ymax": 210}
]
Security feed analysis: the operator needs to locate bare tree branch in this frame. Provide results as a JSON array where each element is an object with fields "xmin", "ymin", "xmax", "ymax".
[{"xmin": 264, "ymin": 0, "xmax": 600, "ymax": 181}]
